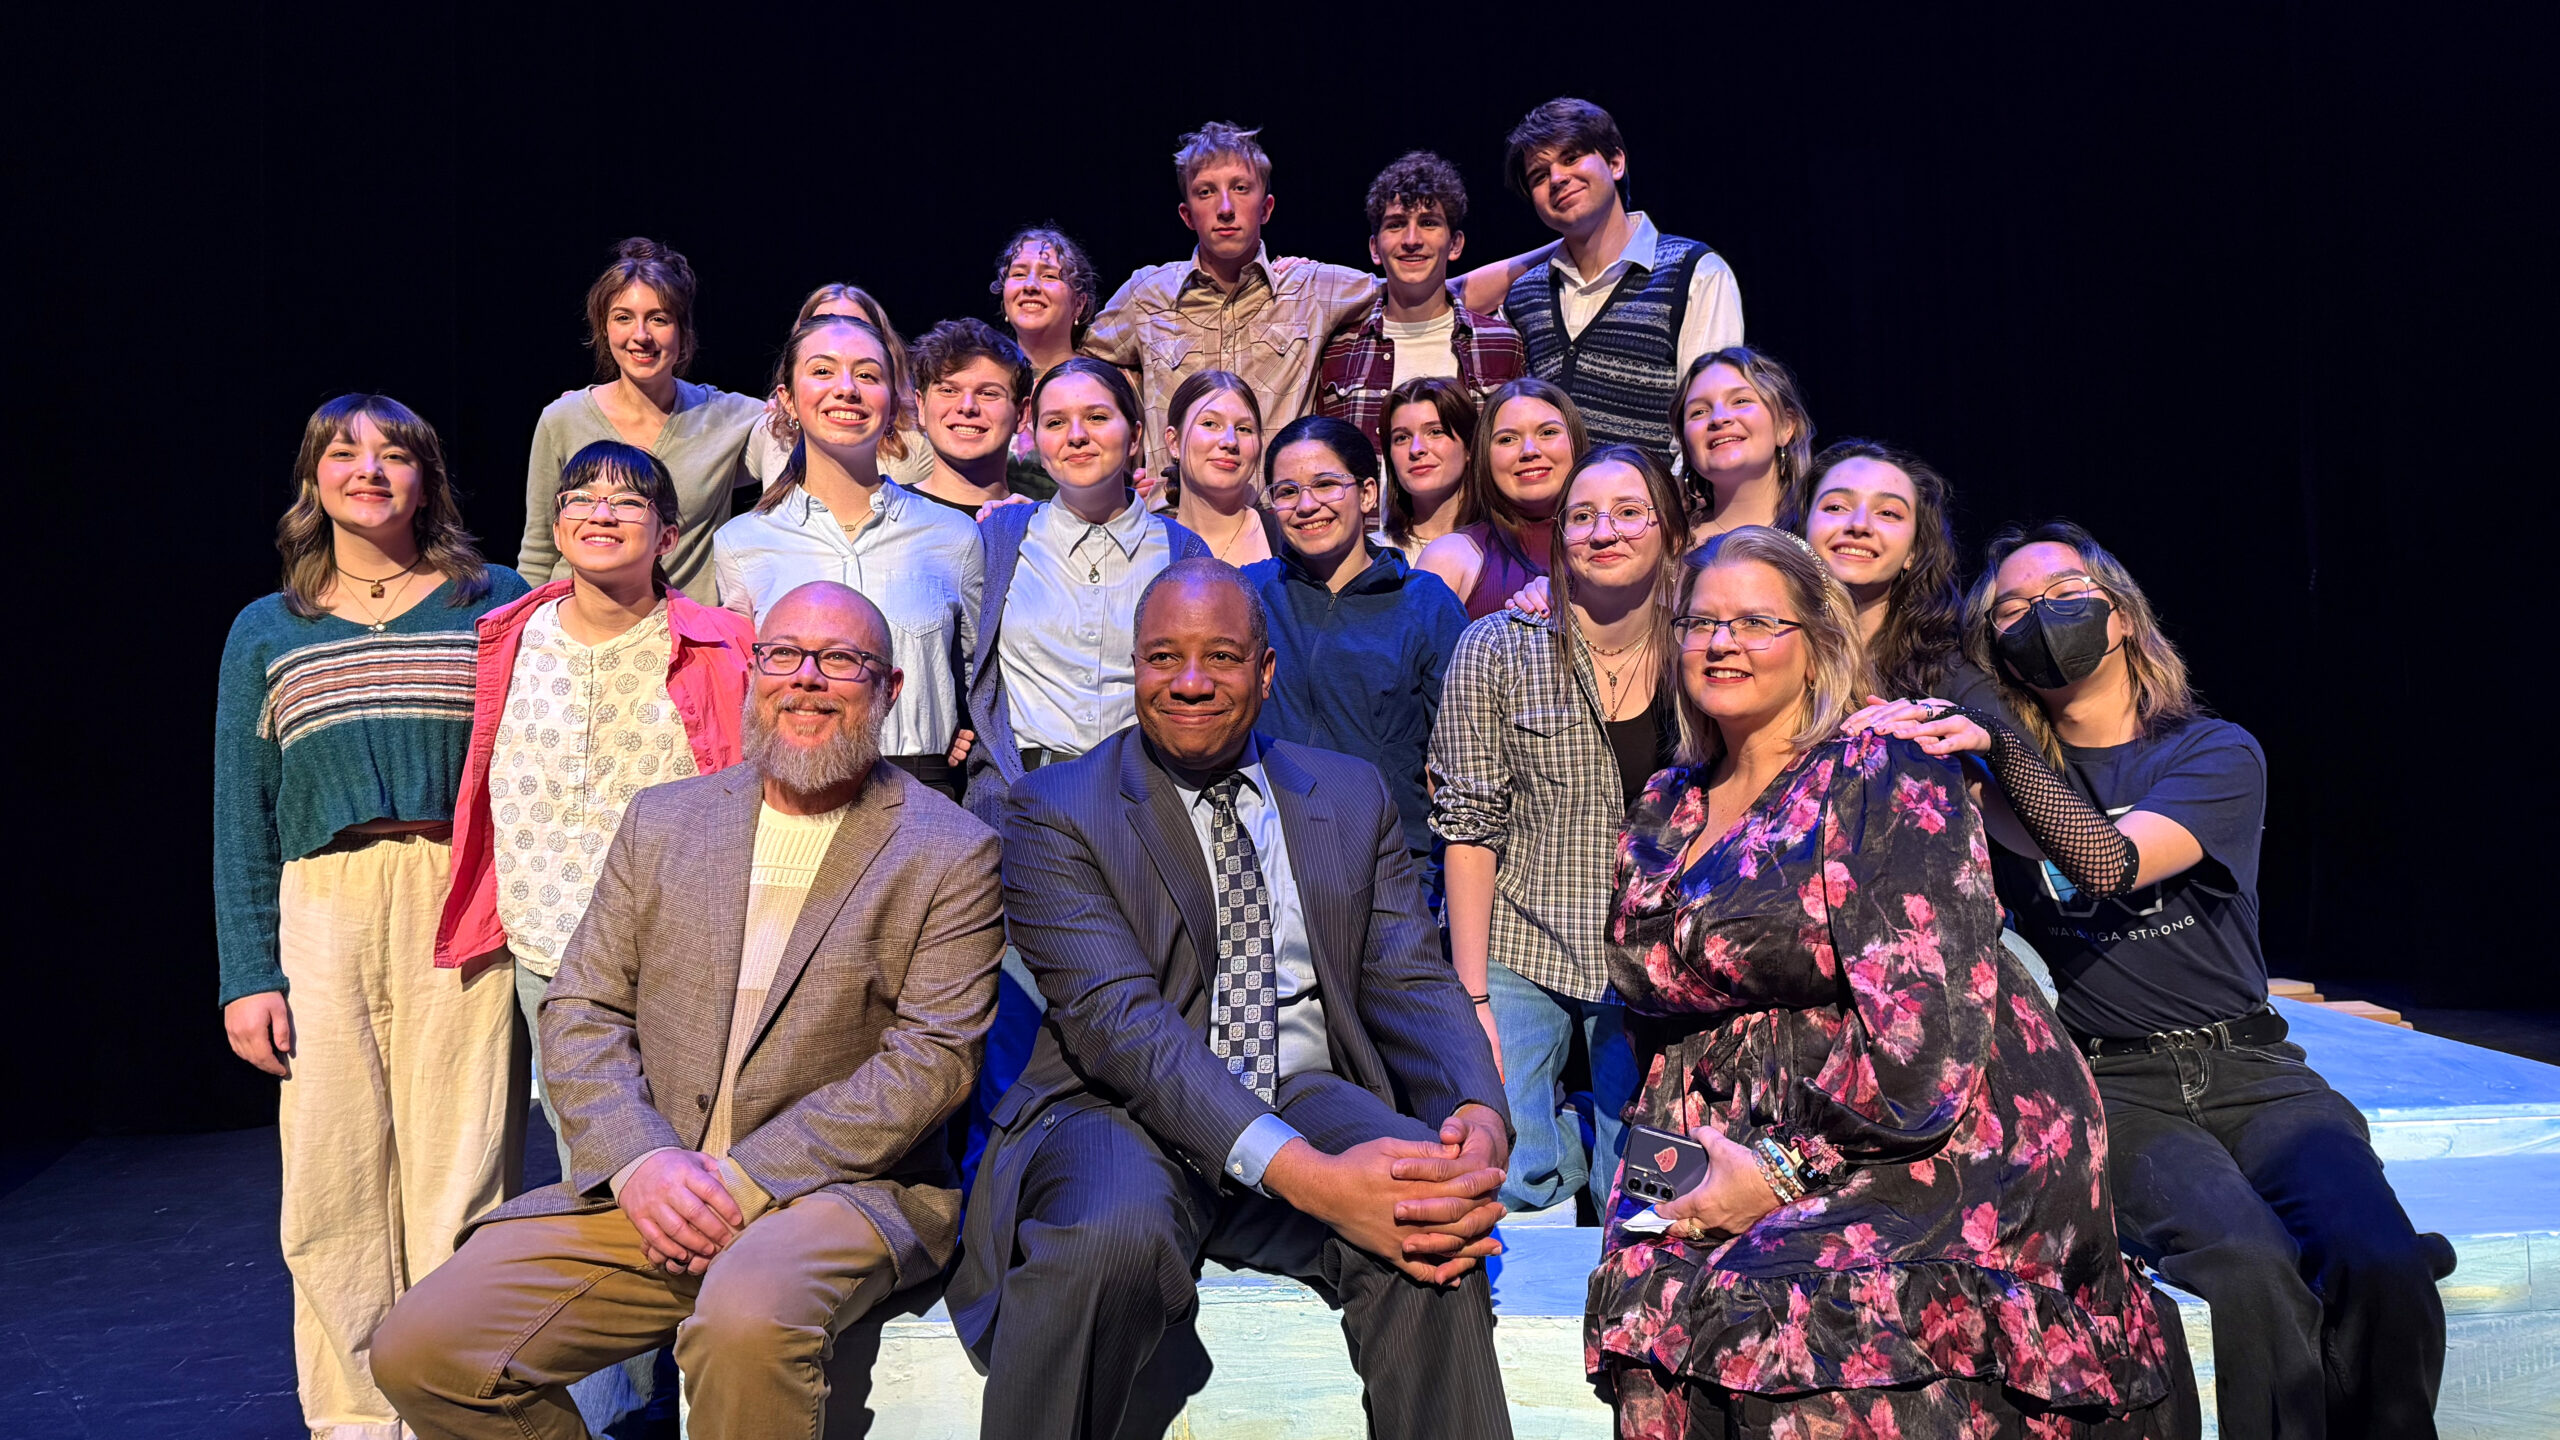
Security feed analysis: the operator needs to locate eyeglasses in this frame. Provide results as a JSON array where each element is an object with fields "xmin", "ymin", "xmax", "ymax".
[
  {"xmin": 556, "ymin": 491, "xmax": 656, "ymax": 522},
  {"xmin": 1562, "ymin": 501, "xmax": 1657, "ymax": 543},
  {"xmin": 1671, "ymin": 614, "xmax": 1803, "ymax": 651},
  {"xmin": 1991, "ymin": 575, "xmax": 2107, "ymax": 631},
  {"xmin": 750, "ymin": 643, "xmax": 893, "ymax": 684},
  {"xmin": 1265, "ymin": 474, "xmax": 1358, "ymax": 508}
]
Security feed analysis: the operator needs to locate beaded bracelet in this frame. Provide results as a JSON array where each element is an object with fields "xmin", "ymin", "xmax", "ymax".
[{"xmin": 1751, "ymin": 1135, "xmax": 1808, "ymax": 1205}]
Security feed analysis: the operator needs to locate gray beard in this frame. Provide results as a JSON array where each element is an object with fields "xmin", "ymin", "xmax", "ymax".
[{"xmin": 742, "ymin": 694, "xmax": 884, "ymax": 802}]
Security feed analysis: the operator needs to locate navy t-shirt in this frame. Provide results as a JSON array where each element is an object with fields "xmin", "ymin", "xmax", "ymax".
[{"xmin": 1989, "ymin": 717, "xmax": 2269, "ymax": 1039}]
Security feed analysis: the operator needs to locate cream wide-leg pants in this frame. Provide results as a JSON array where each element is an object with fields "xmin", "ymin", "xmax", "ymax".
[{"xmin": 276, "ymin": 832, "xmax": 517, "ymax": 1440}]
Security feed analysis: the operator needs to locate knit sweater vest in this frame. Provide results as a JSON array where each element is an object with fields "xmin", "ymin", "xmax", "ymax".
[{"xmin": 1506, "ymin": 235, "xmax": 1708, "ymax": 459}]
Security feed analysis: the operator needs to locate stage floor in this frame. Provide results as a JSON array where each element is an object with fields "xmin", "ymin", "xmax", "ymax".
[{"xmin": 5, "ymin": 998, "xmax": 2554, "ymax": 1438}]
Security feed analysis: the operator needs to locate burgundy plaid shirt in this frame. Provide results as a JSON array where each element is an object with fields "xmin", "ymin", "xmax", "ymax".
[{"xmin": 1313, "ymin": 295, "xmax": 1526, "ymax": 449}]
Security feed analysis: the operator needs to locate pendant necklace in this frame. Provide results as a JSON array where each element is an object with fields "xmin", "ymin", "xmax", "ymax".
[
  {"xmin": 1591, "ymin": 633, "xmax": 1652, "ymax": 720},
  {"xmin": 338, "ymin": 557, "xmax": 418, "ymax": 600},
  {"xmin": 347, "ymin": 565, "xmax": 421, "ymax": 632}
]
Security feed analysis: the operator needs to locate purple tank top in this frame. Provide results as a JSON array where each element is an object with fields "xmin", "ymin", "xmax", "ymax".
[{"xmin": 1455, "ymin": 520, "xmax": 1548, "ymax": 620}]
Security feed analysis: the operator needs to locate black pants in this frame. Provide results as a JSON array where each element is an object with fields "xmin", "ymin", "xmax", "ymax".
[
  {"xmin": 977, "ymin": 1072, "xmax": 1513, "ymax": 1440},
  {"xmin": 886, "ymin": 752, "xmax": 963, "ymax": 803},
  {"xmin": 2095, "ymin": 1040, "xmax": 2445, "ymax": 1440}
]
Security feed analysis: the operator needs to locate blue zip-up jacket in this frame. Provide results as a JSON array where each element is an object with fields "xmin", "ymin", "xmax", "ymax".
[{"xmin": 1241, "ymin": 545, "xmax": 1468, "ymax": 858}]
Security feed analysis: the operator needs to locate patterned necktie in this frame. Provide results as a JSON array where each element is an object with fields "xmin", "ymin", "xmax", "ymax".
[{"xmin": 1202, "ymin": 774, "xmax": 1278, "ymax": 1103}]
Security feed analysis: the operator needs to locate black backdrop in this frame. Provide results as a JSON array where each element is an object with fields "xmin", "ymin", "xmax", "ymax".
[{"xmin": 17, "ymin": 4, "xmax": 2548, "ymax": 1139}]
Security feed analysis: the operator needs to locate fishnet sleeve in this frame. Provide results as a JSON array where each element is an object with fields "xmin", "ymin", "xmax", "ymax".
[{"xmin": 1953, "ymin": 706, "xmax": 2142, "ymax": 897}]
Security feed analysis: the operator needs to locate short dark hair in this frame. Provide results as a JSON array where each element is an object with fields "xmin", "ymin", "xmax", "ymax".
[
  {"xmin": 584, "ymin": 237, "xmax": 698, "ymax": 378},
  {"xmin": 909, "ymin": 317, "xmax": 1034, "ymax": 404},
  {"xmin": 1503, "ymin": 97, "xmax": 1627, "ymax": 200},
  {"xmin": 1377, "ymin": 377, "xmax": 1481, "ymax": 542},
  {"xmin": 557, "ymin": 441, "xmax": 681, "ymax": 590},
  {"xmin": 1135, "ymin": 556, "xmax": 1268, "ymax": 652},
  {"xmin": 1364, "ymin": 150, "xmax": 1469, "ymax": 234},
  {"xmin": 1263, "ymin": 413, "xmax": 1378, "ymax": 489}
]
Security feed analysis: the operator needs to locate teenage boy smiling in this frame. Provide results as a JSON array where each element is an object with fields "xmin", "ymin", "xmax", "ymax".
[{"xmin": 1314, "ymin": 152, "xmax": 1526, "ymax": 444}]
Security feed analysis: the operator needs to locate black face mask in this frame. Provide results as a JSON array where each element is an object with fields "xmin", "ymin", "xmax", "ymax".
[{"xmin": 1994, "ymin": 593, "xmax": 2117, "ymax": 691}]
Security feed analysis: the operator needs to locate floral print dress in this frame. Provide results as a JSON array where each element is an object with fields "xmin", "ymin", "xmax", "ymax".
[{"xmin": 1588, "ymin": 732, "xmax": 2187, "ymax": 1439}]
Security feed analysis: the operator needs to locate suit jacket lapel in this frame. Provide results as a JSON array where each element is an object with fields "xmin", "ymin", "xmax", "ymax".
[
  {"xmin": 741, "ymin": 764, "xmax": 906, "ymax": 1057},
  {"xmin": 1263, "ymin": 743, "xmax": 1359, "ymax": 1019},
  {"xmin": 1122, "ymin": 738, "xmax": 1218, "ymax": 999}
]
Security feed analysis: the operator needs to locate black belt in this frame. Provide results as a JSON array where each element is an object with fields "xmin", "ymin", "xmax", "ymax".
[
  {"xmin": 885, "ymin": 753, "xmax": 964, "ymax": 803},
  {"xmin": 2067, "ymin": 1008, "xmax": 2287, "ymax": 1059},
  {"xmin": 1019, "ymin": 746, "xmax": 1070, "ymax": 772}
]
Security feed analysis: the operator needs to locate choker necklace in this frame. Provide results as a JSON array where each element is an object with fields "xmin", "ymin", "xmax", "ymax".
[{"xmin": 339, "ymin": 558, "xmax": 419, "ymax": 599}]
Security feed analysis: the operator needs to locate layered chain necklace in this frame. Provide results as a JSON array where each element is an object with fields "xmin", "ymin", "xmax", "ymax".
[
  {"xmin": 1589, "ymin": 632, "xmax": 1653, "ymax": 721},
  {"xmin": 340, "ymin": 561, "xmax": 422, "ymax": 633}
]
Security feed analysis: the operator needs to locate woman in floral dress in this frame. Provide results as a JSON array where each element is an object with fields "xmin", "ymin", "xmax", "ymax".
[{"xmin": 1589, "ymin": 526, "xmax": 2193, "ymax": 1439}]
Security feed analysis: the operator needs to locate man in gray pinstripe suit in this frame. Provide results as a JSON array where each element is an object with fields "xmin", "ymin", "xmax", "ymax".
[{"xmin": 950, "ymin": 558, "xmax": 1517, "ymax": 1440}]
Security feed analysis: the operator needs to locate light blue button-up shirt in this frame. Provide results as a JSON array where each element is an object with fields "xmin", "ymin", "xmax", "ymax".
[
  {"xmin": 998, "ymin": 495, "xmax": 1173, "ymax": 756},
  {"xmin": 1169, "ymin": 742, "xmax": 1331, "ymax": 1193},
  {"xmin": 710, "ymin": 480, "xmax": 983, "ymax": 758}
]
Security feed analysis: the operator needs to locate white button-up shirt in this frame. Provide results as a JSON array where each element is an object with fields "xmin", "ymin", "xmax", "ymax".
[
  {"xmin": 1542, "ymin": 210, "xmax": 1746, "ymax": 380},
  {"xmin": 490, "ymin": 599, "xmax": 698, "ymax": 975},
  {"xmin": 711, "ymin": 479, "xmax": 984, "ymax": 758},
  {"xmin": 997, "ymin": 495, "xmax": 1172, "ymax": 756}
]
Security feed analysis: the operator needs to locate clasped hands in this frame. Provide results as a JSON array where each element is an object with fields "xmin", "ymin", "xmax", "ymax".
[
  {"xmin": 1263, "ymin": 1102, "xmax": 1510, "ymax": 1287},
  {"xmin": 619, "ymin": 1149, "xmax": 755, "ymax": 1276}
]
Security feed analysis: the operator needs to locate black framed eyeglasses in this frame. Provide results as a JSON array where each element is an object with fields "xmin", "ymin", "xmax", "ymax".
[
  {"xmin": 750, "ymin": 643, "xmax": 893, "ymax": 684},
  {"xmin": 1991, "ymin": 575, "xmax": 2107, "ymax": 631},
  {"xmin": 1671, "ymin": 614, "xmax": 1803, "ymax": 651},
  {"xmin": 555, "ymin": 491, "xmax": 657, "ymax": 522}
]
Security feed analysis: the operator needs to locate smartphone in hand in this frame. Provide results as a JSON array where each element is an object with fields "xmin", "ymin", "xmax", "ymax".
[{"xmin": 1621, "ymin": 1123, "xmax": 1710, "ymax": 1205}]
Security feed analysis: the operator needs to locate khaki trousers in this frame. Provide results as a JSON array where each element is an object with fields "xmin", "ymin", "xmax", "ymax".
[
  {"xmin": 278, "ymin": 831, "xmax": 519, "ymax": 1440},
  {"xmin": 373, "ymin": 1193, "xmax": 896, "ymax": 1440}
]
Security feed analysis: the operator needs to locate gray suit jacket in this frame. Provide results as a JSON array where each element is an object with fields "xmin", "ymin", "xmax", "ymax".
[
  {"xmin": 945, "ymin": 730, "xmax": 1507, "ymax": 1352},
  {"xmin": 960, "ymin": 498, "xmax": 1209, "ymax": 829},
  {"xmin": 469, "ymin": 762, "xmax": 1005, "ymax": 1290}
]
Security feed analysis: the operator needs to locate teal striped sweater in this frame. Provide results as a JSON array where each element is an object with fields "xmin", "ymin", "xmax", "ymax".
[{"xmin": 211, "ymin": 569, "xmax": 529, "ymax": 1005}]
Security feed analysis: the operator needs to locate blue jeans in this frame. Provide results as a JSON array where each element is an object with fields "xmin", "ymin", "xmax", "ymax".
[{"xmin": 1485, "ymin": 961, "xmax": 1636, "ymax": 1217}]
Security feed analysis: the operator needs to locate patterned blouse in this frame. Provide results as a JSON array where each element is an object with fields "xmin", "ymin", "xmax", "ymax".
[
  {"xmin": 489, "ymin": 599, "xmax": 697, "ymax": 974},
  {"xmin": 1587, "ymin": 731, "xmax": 2179, "ymax": 1421}
]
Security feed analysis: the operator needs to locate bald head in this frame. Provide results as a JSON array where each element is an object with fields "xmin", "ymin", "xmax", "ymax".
[{"xmin": 762, "ymin": 580, "xmax": 891, "ymax": 657}]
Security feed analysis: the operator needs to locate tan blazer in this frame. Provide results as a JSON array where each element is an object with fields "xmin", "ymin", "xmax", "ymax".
[{"xmin": 468, "ymin": 761, "xmax": 1004, "ymax": 1291}]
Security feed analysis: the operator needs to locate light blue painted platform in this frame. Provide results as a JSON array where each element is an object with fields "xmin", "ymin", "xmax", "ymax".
[{"xmin": 797, "ymin": 999, "xmax": 2560, "ymax": 1436}]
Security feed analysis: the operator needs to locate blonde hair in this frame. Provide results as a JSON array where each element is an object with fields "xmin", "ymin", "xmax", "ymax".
[
  {"xmin": 1174, "ymin": 121, "xmax": 1272, "ymax": 195},
  {"xmin": 1962, "ymin": 520, "xmax": 2199, "ymax": 765},
  {"xmin": 1668, "ymin": 526, "xmax": 1867, "ymax": 770}
]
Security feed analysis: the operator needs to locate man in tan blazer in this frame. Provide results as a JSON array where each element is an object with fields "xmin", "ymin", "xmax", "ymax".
[{"xmin": 377, "ymin": 582, "xmax": 1004, "ymax": 1440}]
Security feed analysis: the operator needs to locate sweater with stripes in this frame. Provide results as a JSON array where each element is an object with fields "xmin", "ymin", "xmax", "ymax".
[{"xmin": 212, "ymin": 569, "xmax": 529, "ymax": 1004}]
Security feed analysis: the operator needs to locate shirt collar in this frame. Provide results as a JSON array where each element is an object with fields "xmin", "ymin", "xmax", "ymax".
[
  {"xmin": 786, "ymin": 477, "xmax": 911, "ymax": 528},
  {"xmin": 1358, "ymin": 282, "xmax": 1473, "ymax": 339},
  {"xmin": 1167, "ymin": 735, "xmax": 1268, "ymax": 808},
  {"xmin": 1038, "ymin": 490, "xmax": 1153, "ymax": 558},
  {"xmin": 1553, "ymin": 210, "xmax": 1661, "ymax": 287},
  {"xmin": 1185, "ymin": 243, "xmax": 1274, "ymax": 293}
]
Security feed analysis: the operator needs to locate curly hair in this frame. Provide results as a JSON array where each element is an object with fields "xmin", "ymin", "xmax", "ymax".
[
  {"xmin": 583, "ymin": 237, "xmax": 698, "ymax": 379},
  {"xmin": 988, "ymin": 226, "xmax": 1099, "ymax": 347},
  {"xmin": 1365, "ymin": 150, "xmax": 1470, "ymax": 233},
  {"xmin": 1779, "ymin": 439, "xmax": 1963, "ymax": 699},
  {"xmin": 910, "ymin": 317, "xmax": 1033, "ymax": 403},
  {"xmin": 276, "ymin": 394, "xmax": 491, "ymax": 618}
]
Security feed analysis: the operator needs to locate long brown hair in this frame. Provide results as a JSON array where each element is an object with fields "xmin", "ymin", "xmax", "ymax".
[
  {"xmin": 1963, "ymin": 520, "xmax": 2200, "ymax": 765},
  {"xmin": 1379, "ymin": 376, "xmax": 1480, "ymax": 547},
  {"xmin": 276, "ymin": 394, "xmax": 491, "ymax": 619},
  {"xmin": 1670, "ymin": 346, "xmax": 1814, "ymax": 523},
  {"xmin": 753, "ymin": 314, "xmax": 901, "ymax": 514},
  {"xmin": 1778, "ymin": 439, "xmax": 1963, "ymax": 698},
  {"xmin": 584, "ymin": 237, "xmax": 698, "ymax": 379},
  {"xmin": 1466, "ymin": 377, "xmax": 1588, "ymax": 536},
  {"xmin": 763, "ymin": 284, "xmax": 914, "ymax": 463},
  {"xmin": 1163, "ymin": 368, "xmax": 1264, "ymax": 505},
  {"xmin": 1548, "ymin": 444, "xmax": 1692, "ymax": 690},
  {"xmin": 1667, "ymin": 527, "xmax": 1866, "ymax": 771}
]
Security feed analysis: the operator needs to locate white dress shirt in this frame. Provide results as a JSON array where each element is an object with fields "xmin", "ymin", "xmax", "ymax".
[
  {"xmin": 711, "ymin": 479, "xmax": 983, "ymax": 758},
  {"xmin": 1541, "ymin": 210, "xmax": 1746, "ymax": 380},
  {"xmin": 997, "ymin": 496, "xmax": 1173, "ymax": 756}
]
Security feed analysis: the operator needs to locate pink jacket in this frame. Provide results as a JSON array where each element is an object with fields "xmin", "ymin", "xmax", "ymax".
[{"xmin": 435, "ymin": 578, "xmax": 757, "ymax": 968}]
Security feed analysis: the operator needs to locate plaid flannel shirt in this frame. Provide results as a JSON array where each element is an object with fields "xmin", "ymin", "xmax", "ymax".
[
  {"xmin": 1426, "ymin": 609, "xmax": 1625, "ymax": 1002},
  {"xmin": 1313, "ymin": 295, "xmax": 1527, "ymax": 449}
]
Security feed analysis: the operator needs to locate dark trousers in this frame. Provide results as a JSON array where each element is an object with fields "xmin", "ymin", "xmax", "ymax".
[
  {"xmin": 977, "ymin": 1072, "xmax": 1513, "ymax": 1440},
  {"xmin": 2094, "ymin": 1040, "xmax": 2445, "ymax": 1440},
  {"xmin": 886, "ymin": 752, "xmax": 963, "ymax": 804}
]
